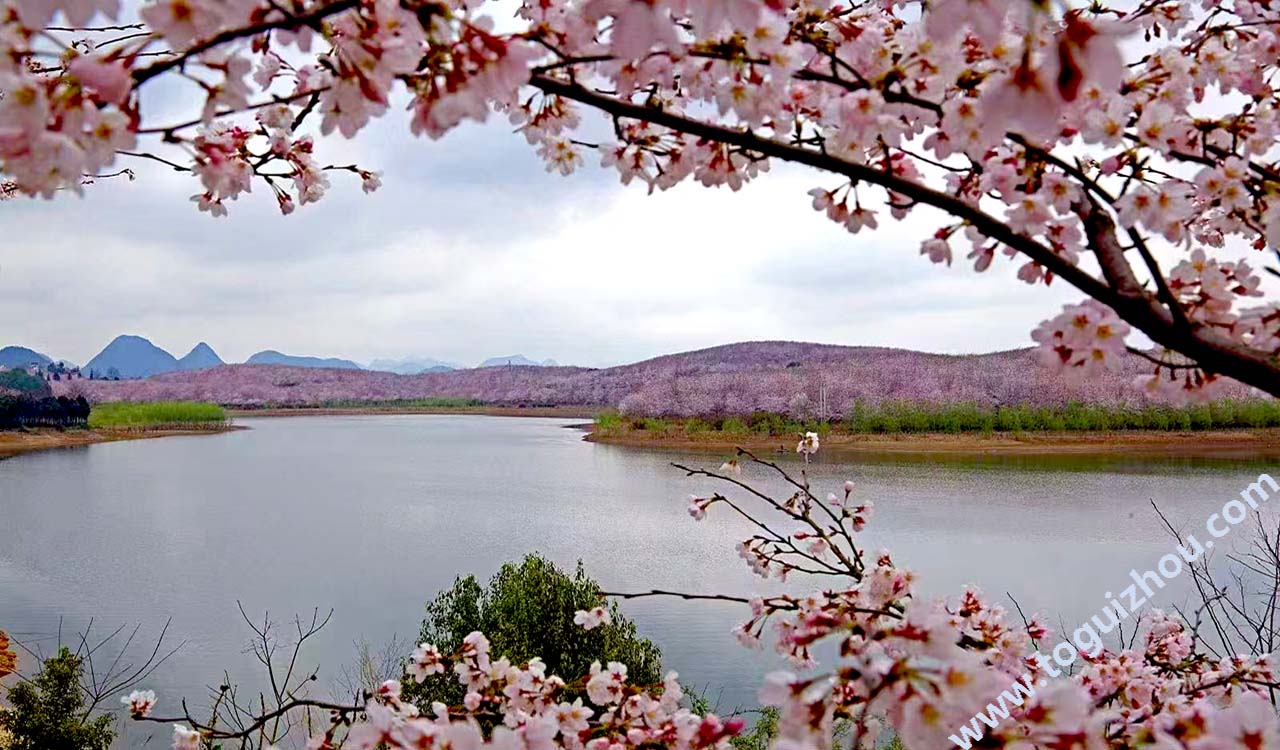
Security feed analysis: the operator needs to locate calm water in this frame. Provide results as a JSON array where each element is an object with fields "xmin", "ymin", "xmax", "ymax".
[{"xmin": 1, "ymin": 415, "xmax": 1275, "ymax": 746}]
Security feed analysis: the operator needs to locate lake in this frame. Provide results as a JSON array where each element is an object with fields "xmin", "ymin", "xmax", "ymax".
[{"xmin": 1, "ymin": 415, "xmax": 1275, "ymax": 746}]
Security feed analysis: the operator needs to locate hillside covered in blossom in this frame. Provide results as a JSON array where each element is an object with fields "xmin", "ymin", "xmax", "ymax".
[{"xmin": 51, "ymin": 342, "xmax": 1261, "ymax": 417}]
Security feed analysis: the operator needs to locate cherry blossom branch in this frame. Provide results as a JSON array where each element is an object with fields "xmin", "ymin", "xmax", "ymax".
[
  {"xmin": 599, "ymin": 590, "xmax": 786, "ymax": 607},
  {"xmin": 1125, "ymin": 346, "xmax": 1201, "ymax": 371},
  {"xmin": 136, "ymin": 86, "xmax": 329, "ymax": 135},
  {"xmin": 130, "ymin": 0, "xmax": 360, "ymax": 86},
  {"xmin": 118, "ymin": 150, "xmax": 193, "ymax": 172},
  {"xmin": 672, "ymin": 460, "xmax": 860, "ymax": 577},
  {"xmin": 528, "ymin": 76, "xmax": 1280, "ymax": 397},
  {"xmin": 529, "ymin": 75, "xmax": 1102, "ymax": 292}
]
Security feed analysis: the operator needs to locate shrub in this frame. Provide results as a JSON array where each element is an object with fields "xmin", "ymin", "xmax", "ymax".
[
  {"xmin": 402, "ymin": 554, "xmax": 663, "ymax": 709},
  {"xmin": 640, "ymin": 418, "xmax": 668, "ymax": 432},
  {"xmin": 594, "ymin": 411, "xmax": 625, "ymax": 435},
  {"xmin": 0, "ymin": 647, "xmax": 114, "ymax": 750},
  {"xmin": 0, "ymin": 370, "xmax": 47, "ymax": 394}
]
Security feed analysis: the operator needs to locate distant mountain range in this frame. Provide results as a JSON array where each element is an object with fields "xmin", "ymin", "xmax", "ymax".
[
  {"xmin": 79, "ymin": 336, "xmax": 229, "ymax": 378},
  {"xmin": 49, "ymin": 340, "xmax": 1265, "ymax": 412},
  {"xmin": 246, "ymin": 350, "xmax": 362, "ymax": 370},
  {"xmin": 179, "ymin": 342, "xmax": 223, "ymax": 371},
  {"xmin": 479, "ymin": 355, "xmax": 559, "ymax": 368},
  {"xmin": 3, "ymin": 335, "xmax": 560, "ymax": 379},
  {"xmin": 83, "ymin": 335, "xmax": 186, "ymax": 378},
  {"xmin": 0, "ymin": 346, "xmax": 52, "ymax": 369},
  {"xmin": 368, "ymin": 356, "xmax": 460, "ymax": 375}
]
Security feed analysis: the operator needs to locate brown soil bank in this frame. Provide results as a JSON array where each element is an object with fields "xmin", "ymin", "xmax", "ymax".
[
  {"xmin": 0, "ymin": 425, "xmax": 242, "ymax": 459},
  {"xmin": 585, "ymin": 427, "xmax": 1280, "ymax": 459}
]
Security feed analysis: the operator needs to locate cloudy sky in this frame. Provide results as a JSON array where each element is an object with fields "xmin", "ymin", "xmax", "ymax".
[{"xmin": 0, "ymin": 93, "xmax": 1088, "ymax": 369}]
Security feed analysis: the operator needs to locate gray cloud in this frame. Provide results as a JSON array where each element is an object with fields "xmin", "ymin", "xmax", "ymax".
[{"xmin": 2, "ymin": 115, "xmax": 1085, "ymax": 368}]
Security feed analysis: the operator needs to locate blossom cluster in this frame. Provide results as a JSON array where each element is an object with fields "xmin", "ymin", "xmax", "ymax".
[
  {"xmin": 121, "ymin": 688, "xmax": 157, "ymax": 718},
  {"xmin": 149, "ymin": 629, "xmax": 740, "ymax": 750},
  {"xmin": 682, "ymin": 447, "xmax": 1280, "ymax": 750}
]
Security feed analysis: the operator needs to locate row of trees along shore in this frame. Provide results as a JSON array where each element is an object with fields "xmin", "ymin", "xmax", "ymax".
[{"xmin": 0, "ymin": 395, "xmax": 90, "ymax": 429}]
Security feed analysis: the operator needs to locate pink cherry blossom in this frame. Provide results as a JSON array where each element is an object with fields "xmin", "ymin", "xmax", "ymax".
[
  {"xmin": 573, "ymin": 606, "xmax": 612, "ymax": 631},
  {"xmin": 66, "ymin": 55, "xmax": 131, "ymax": 105},
  {"xmin": 121, "ymin": 689, "xmax": 157, "ymax": 718},
  {"xmin": 2, "ymin": 0, "xmax": 1279, "ymax": 400}
]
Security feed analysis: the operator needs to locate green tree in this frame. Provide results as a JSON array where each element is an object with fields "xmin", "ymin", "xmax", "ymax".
[
  {"xmin": 0, "ymin": 647, "xmax": 114, "ymax": 750},
  {"xmin": 402, "ymin": 554, "xmax": 663, "ymax": 709}
]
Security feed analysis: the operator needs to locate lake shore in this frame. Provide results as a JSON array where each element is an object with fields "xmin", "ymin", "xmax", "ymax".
[
  {"xmin": 227, "ymin": 405, "xmax": 599, "ymax": 418},
  {"xmin": 228, "ymin": 408, "xmax": 1280, "ymax": 457},
  {"xmin": 0, "ymin": 425, "xmax": 243, "ymax": 459},
  {"xmin": 584, "ymin": 426, "xmax": 1280, "ymax": 458}
]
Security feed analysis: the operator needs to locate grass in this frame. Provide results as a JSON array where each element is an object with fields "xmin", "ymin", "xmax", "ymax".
[
  {"xmin": 595, "ymin": 399, "xmax": 1280, "ymax": 437},
  {"xmin": 845, "ymin": 399, "xmax": 1280, "ymax": 434},
  {"xmin": 87, "ymin": 401, "xmax": 229, "ymax": 430}
]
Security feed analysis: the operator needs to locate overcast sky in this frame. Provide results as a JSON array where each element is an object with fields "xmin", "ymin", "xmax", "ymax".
[{"xmin": 0, "ymin": 97, "xmax": 1089, "ymax": 369}]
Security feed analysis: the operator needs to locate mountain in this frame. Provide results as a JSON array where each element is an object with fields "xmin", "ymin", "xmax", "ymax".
[
  {"xmin": 367, "ymin": 356, "xmax": 459, "ymax": 375},
  {"xmin": 56, "ymin": 340, "xmax": 1262, "ymax": 411},
  {"xmin": 177, "ymin": 342, "xmax": 225, "ymax": 371},
  {"xmin": 479, "ymin": 354, "xmax": 559, "ymax": 368},
  {"xmin": 83, "ymin": 335, "xmax": 179, "ymax": 379},
  {"xmin": 246, "ymin": 350, "xmax": 362, "ymax": 370},
  {"xmin": 0, "ymin": 346, "xmax": 52, "ymax": 369}
]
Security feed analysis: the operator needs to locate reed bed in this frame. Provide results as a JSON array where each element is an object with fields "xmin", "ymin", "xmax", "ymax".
[
  {"xmin": 596, "ymin": 399, "xmax": 1280, "ymax": 437},
  {"xmin": 87, "ymin": 401, "xmax": 229, "ymax": 430}
]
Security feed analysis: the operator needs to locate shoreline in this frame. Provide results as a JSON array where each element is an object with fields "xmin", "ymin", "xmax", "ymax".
[
  {"xmin": 3, "ymin": 410, "xmax": 1275, "ymax": 458},
  {"xmin": 227, "ymin": 405, "xmax": 599, "ymax": 419},
  {"xmin": 584, "ymin": 426, "xmax": 1280, "ymax": 458},
  {"xmin": 0, "ymin": 425, "xmax": 243, "ymax": 459},
  {"xmin": 222, "ymin": 407, "xmax": 1279, "ymax": 458}
]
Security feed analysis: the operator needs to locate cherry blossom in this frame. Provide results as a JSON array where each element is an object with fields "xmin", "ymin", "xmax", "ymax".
[
  {"xmin": 121, "ymin": 689, "xmax": 157, "ymax": 718},
  {"xmin": 1031, "ymin": 300, "xmax": 1131, "ymax": 378},
  {"xmin": 572, "ymin": 606, "xmax": 611, "ymax": 631},
  {"xmin": 409, "ymin": 642, "xmax": 446, "ymax": 682},
  {"xmin": 3, "ymin": 0, "xmax": 1280, "ymax": 399},
  {"xmin": 171, "ymin": 725, "xmax": 200, "ymax": 750}
]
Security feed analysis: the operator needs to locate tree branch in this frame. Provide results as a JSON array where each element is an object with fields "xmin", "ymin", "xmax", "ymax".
[{"xmin": 530, "ymin": 74, "xmax": 1280, "ymax": 397}]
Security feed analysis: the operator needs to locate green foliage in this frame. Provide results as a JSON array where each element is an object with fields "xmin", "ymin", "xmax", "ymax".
[
  {"xmin": 402, "ymin": 554, "xmax": 663, "ymax": 709},
  {"xmin": 0, "ymin": 395, "xmax": 89, "ymax": 430},
  {"xmin": 596, "ymin": 400, "xmax": 1280, "ymax": 438},
  {"xmin": 594, "ymin": 411, "xmax": 626, "ymax": 434},
  {"xmin": 683, "ymin": 418, "xmax": 710, "ymax": 435},
  {"xmin": 87, "ymin": 401, "xmax": 227, "ymax": 429},
  {"xmin": 0, "ymin": 647, "xmax": 114, "ymax": 750},
  {"xmin": 727, "ymin": 708, "xmax": 778, "ymax": 750},
  {"xmin": 0, "ymin": 370, "xmax": 47, "ymax": 394},
  {"xmin": 843, "ymin": 398, "xmax": 1280, "ymax": 434}
]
